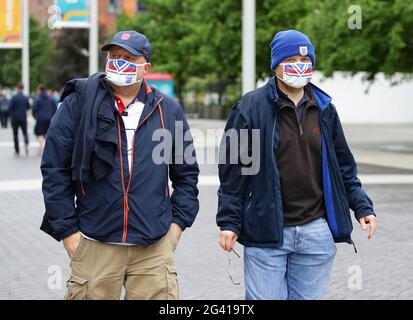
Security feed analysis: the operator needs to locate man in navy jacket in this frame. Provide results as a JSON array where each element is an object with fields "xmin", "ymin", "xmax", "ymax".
[
  {"xmin": 40, "ymin": 31, "xmax": 199, "ymax": 300},
  {"xmin": 217, "ymin": 30, "xmax": 376, "ymax": 300},
  {"xmin": 9, "ymin": 83, "xmax": 30, "ymax": 155}
]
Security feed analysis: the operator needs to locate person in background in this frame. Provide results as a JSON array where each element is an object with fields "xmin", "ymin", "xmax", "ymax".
[
  {"xmin": 9, "ymin": 83, "xmax": 30, "ymax": 156},
  {"xmin": 33, "ymin": 85, "xmax": 57, "ymax": 155},
  {"xmin": 0, "ymin": 90, "xmax": 10, "ymax": 129},
  {"xmin": 52, "ymin": 89, "xmax": 61, "ymax": 106}
]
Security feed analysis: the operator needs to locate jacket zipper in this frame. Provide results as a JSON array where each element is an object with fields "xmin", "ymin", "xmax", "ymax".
[
  {"xmin": 282, "ymin": 104, "xmax": 304, "ymax": 136},
  {"xmin": 296, "ymin": 108, "xmax": 304, "ymax": 136},
  {"xmin": 117, "ymin": 97, "xmax": 164, "ymax": 243},
  {"xmin": 298, "ymin": 123, "xmax": 303, "ymax": 136},
  {"xmin": 80, "ymin": 182, "xmax": 86, "ymax": 196},
  {"xmin": 137, "ymin": 97, "xmax": 164, "ymax": 130},
  {"xmin": 320, "ymin": 108, "xmax": 356, "ymax": 251},
  {"xmin": 245, "ymin": 192, "xmax": 253, "ymax": 211},
  {"xmin": 272, "ymin": 110, "xmax": 285, "ymax": 244}
]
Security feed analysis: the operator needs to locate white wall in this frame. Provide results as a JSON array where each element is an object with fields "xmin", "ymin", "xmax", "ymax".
[
  {"xmin": 311, "ymin": 72, "xmax": 413, "ymax": 124},
  {"xmin": 258, "ymin": 72, "xmax": 413, "ymax": 124}
]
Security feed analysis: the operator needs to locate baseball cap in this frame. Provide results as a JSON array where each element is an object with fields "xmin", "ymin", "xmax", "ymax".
[{"xmin": 101, "ymin": 30, "xmax": 151, "ymax": 61}]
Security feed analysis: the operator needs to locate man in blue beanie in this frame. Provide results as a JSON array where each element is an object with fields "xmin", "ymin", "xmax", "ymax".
[{"xmin": 217, "ymin": 30, "xmax": 377, "ymax": 299}]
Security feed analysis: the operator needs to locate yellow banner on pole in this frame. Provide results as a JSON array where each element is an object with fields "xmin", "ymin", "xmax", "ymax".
[{"xmin": 0, "ymin": 0, "xmax": 22, "ymax": 48}]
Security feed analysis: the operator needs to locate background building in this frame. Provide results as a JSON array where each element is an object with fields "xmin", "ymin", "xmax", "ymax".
[
  {"xmin": 98, "ymin": 0, "xmax": 137, "ymax": 33},
  {"xmin": 30, "ymin": 0, "xmax": 138, "ymax": 32}
]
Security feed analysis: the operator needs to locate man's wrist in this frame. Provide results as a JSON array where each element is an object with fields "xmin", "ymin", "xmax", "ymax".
[{"xmin": 61, "ymin": 227, "xmax": 80, "ymax": 241}]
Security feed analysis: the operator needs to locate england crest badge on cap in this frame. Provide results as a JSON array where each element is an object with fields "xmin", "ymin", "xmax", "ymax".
[
  {"xmin": 299, "ymin": 46, "xmax": 308, "ymax": 56},
  {"xmin": 121, "ymin": 33, "xmax": 131, "ymax": 40}
]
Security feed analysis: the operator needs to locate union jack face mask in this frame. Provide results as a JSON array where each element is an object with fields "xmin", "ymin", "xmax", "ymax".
[
  {"xmin": 277, "ymin": 62, "xmax": 313, "ymax": 89},
  {"xmin": 105, "ymin": 59, "xmax": 147, "ymax": 87}
]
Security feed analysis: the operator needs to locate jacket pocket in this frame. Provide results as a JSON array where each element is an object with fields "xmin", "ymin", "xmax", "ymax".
[
  {"xmin": 164, "ymin": 265, "xmax": 179, "ymax": 300},
  {"xmin": 96, "ymin": 114, "xmax": 115, "ymax": 136},
  {"xmin": 168, "ymin": 226, "xmax": 178, "ymax": 251},
  {"xmin": 242, "ymin": 194, "xmax": 281, "ymax": 244},
  {"xmin": 161, "ymin": 176, "xmax": 170, "ymax": 214},
  {"xmin": 70, "ymin": 235, "xmax": 86, "ymax": 263},
  {"xmin": 328, "ymin": 149, "xmax": 353, "ymax": 241},
  {"xmin": 64, "ymin": 275, "xmax": 88, "ymax": 300}
]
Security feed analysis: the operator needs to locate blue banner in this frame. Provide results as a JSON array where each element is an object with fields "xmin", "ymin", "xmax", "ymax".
[{"xmin": 55, "ymin": 0, "xmax": 89, "ymax": 28}]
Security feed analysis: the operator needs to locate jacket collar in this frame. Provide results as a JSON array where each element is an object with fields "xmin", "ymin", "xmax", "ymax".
[
  {"xmin": 307, "ymin": 82, "xmax": 332, "ymax": 111},
  {"xmin": 98, "ymin": 77, "xmax": 162, "ymax": 112},
  {"xmin": 266, "ymin": 76, "xmax": 332, "ymax": 111},
  {"xmin": 138, "ymin": 81, "xmax": 162, "ymax": 125}
]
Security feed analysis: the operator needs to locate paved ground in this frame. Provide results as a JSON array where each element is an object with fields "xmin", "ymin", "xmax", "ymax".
[{"xmin": 0, "ymin": 117, "xmax": 412, "ymax": 300}]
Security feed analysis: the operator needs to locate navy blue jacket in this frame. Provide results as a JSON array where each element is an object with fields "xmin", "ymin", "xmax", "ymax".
[
  {"xmin": 33, "ymin": 92, "xmax": 57, "ymax": 122},
  {"xmin": 216, "ymin": 77, "xmax": 375, "ymax": 248},
  {"xmin": 9, "ymin": 92, "xmax": 30, "ymax": 121},
  {"xmin": 40, "ymin": 78, "xmax": 199, "ymax": 244}
]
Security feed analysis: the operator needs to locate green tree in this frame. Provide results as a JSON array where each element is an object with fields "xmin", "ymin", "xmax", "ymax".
[
  {"xmin": 0, "ymin": 49, "xmax": 21, "ymax": 88},
  {"xmin": 0, "ymin": 18, "xmax": 55, "ymax": 91},
  {"xmin": 115, "ymin": 0, "xmax": 313, "ymax": 109},
  {"xmin": 117, "ymin": 0, "xmax": 199, "ymax": 106},
  {"xmin": 117, "ymin": 0, "xmax": 243, "ymax": 111},
  {"xmin": 29, "ymin": 17, "xmax": 56, "ymax": 90},
  {"xmin": 190, "ymin": 0, "xmax": 242, "ymax": 109},
  {"xmin": 114, "ymin": 0, "xmax": 413, "ymax": 114},
  {"xmin": 298, "ymin": 0, "xmax": 413, "ymax": 80},
  {"xmin": 256, "ymin": 0, "xmax": 312, "ymax": 79},
  {"xmin": 48, "ymin": 28, "xmax": 89, "ymax": 89},
  {"xmin": 49, "ymin": 24, "xmax": 110, "ymax": 89}
]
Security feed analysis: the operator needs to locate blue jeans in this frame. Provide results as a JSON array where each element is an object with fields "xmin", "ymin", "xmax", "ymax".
[{"xmin": 244, "ymin": 217, "xmax": 337, "ymax": 300}]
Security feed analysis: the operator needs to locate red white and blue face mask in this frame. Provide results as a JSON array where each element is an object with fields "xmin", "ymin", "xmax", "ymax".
[
  {"xmin": 277, "ymin": 62, "xmax": 313, "ymax": 88},
  {"xmin": 105, "ymin": 59, "xmax": 147, "ymax": 87}
]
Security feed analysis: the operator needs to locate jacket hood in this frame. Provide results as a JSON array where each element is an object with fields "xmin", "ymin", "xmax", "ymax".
[{"xmin": 60, "ymin": 73, "xmax": 106, "ymax": 103}]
